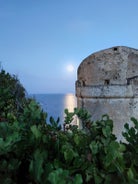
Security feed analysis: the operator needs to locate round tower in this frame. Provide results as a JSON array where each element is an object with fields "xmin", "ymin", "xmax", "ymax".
[{"xmin": 76, "ymin": 46, "xmax": 138, "ymax": 140}]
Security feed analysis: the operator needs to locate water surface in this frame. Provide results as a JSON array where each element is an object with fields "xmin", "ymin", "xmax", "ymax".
[{"xmin": 32, "ymin": 93, "xmax": 77, "ymax": 124}]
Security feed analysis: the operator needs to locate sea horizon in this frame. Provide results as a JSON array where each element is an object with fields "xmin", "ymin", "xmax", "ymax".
[{"xmin": 29, "ymin": 92, "xmax": 76, "ymax": 95}]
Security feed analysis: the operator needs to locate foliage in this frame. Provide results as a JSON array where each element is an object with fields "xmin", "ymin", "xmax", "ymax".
[
  {"xmin": 0, "ymin": 69, "xmax": 26, "ymax": 121},
  {"xmin": 0, "ymin": 69, "xmax": 138, "ymax": 183}
]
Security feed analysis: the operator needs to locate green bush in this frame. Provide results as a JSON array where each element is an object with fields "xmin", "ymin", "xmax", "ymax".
[
  {"xmin": 0, "ymin": 69, "xmax": 138, "ymax": 183},
  {"xmin": 0, "ymin": 69, "xmax": 26, "ymax": 120}
]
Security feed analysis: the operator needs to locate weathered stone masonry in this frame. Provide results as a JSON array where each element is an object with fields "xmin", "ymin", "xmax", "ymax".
[{"xmin": 76, "ymin": 46, "xmax": 138, "ymax": 140}]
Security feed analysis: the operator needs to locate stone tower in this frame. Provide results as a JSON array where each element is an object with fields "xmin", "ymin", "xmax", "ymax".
[{"xmin": 76, "ymin": 46, "xmax": 138, "ymax": 140}]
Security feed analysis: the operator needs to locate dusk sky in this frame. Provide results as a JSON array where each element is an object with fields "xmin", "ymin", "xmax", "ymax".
[{"xmin": 1, "ymin": 0, "xmax": 138, "ymax": 94}]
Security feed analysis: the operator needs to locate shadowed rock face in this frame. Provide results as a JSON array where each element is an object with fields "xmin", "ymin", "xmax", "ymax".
[{"xmin": 76, "ymin": 46, "xmax": 138, "ymax": 141}]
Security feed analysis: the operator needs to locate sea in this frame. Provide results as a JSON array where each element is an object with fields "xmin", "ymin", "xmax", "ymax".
[
  {"xmin": 29, "ymin": 93, "xmax": 125, "ymax": 141},
  {"xmin": 30, "ymin": 93, "xmax": 77, "ymax": 124}
]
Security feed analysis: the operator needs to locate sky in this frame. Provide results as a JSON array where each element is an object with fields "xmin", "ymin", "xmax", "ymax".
[{"xmin": 0, "ymin": 0, "xmax": 138, "ymax": 94}]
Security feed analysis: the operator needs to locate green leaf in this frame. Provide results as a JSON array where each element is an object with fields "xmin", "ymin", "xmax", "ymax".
[
  {"xmin": 73, "ymin": 174, "xmax": 83, "ymax": 184},
  {"xmin": 74, "ymin": 134, "xmax": 80, "ymax": 145},
  {"xmin": 104, "ymin": 141, "xmax": 120, "ymax": 167},
  {"xmin": 102, "ymin": 126, "xmax": 111, "ymax": 137},
  {"xmin": 89, "ymin": 141, "xmax": 98, "ymax": 155},
  {"xmin": 48, "ymin": 168, "xmax": 69, "ymax": 184},
  {"xmin": 124, "ymin": 123, "xmax": 129, "ymax": 130},
  {"xmin": 29, "ymin": 149, "xmax": 46, "ymax": 182},
  {"xmin": 64, "ymin": 148, "xmax": 74, "ymax": 161},
  {"xmin": 62, "ymin": 144, "xmax": 77, "ymax": 162},
  {"xmin": 31, "ymin": 125, "xmax": 41, "ymax": 139},
  {"xmin": 127, "ymin": 168, "xmax": 134, "ymax": 181},
  {"xmin": 119, "ymin": 144, "xmax": 126, "ymax": 152},
  {"xmin": 131, "ymin": 117, "xmax": 138, "ymax": 129}
]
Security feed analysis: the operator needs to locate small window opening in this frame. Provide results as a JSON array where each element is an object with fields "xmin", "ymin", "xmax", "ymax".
[
  {"xmin": 127, "ymin": 76, "xmax": 138, "ymax": 85},
  {"xmin": 113, "ymin": 47, "xmax": 118, "ymax": 51},
  {"xmin": 104, "ymin": 79, "xmax": 110, "ymax": 85}
]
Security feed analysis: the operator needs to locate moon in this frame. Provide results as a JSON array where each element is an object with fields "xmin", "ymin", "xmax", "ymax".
[{"xmin": 66, "ymin": 64, "xmax": 74, "ymax": 72}]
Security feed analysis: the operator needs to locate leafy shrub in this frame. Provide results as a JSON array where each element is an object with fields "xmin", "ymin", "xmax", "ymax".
[
  {"xmin": 0, "ymin": 69, "xmax": 138, "ymax": 183},
  {"xmin": 0, "ymin": 69, "xmax": 26, "ymax": 121}
]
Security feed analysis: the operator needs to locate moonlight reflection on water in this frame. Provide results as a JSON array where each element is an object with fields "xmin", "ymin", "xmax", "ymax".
[{"xmin": 33, "ymin": 93, "xmax": 77, "ymax": 125}]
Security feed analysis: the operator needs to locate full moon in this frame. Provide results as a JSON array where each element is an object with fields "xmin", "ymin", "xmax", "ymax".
[{"xmin": 66, "ymin": 64, "xmax": 74, "ymax": 72}]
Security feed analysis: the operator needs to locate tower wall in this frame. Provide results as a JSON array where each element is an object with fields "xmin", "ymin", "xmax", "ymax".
[{"xmin": 76, "ymin": 46, "xmax": 138, "ymax": 140}]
